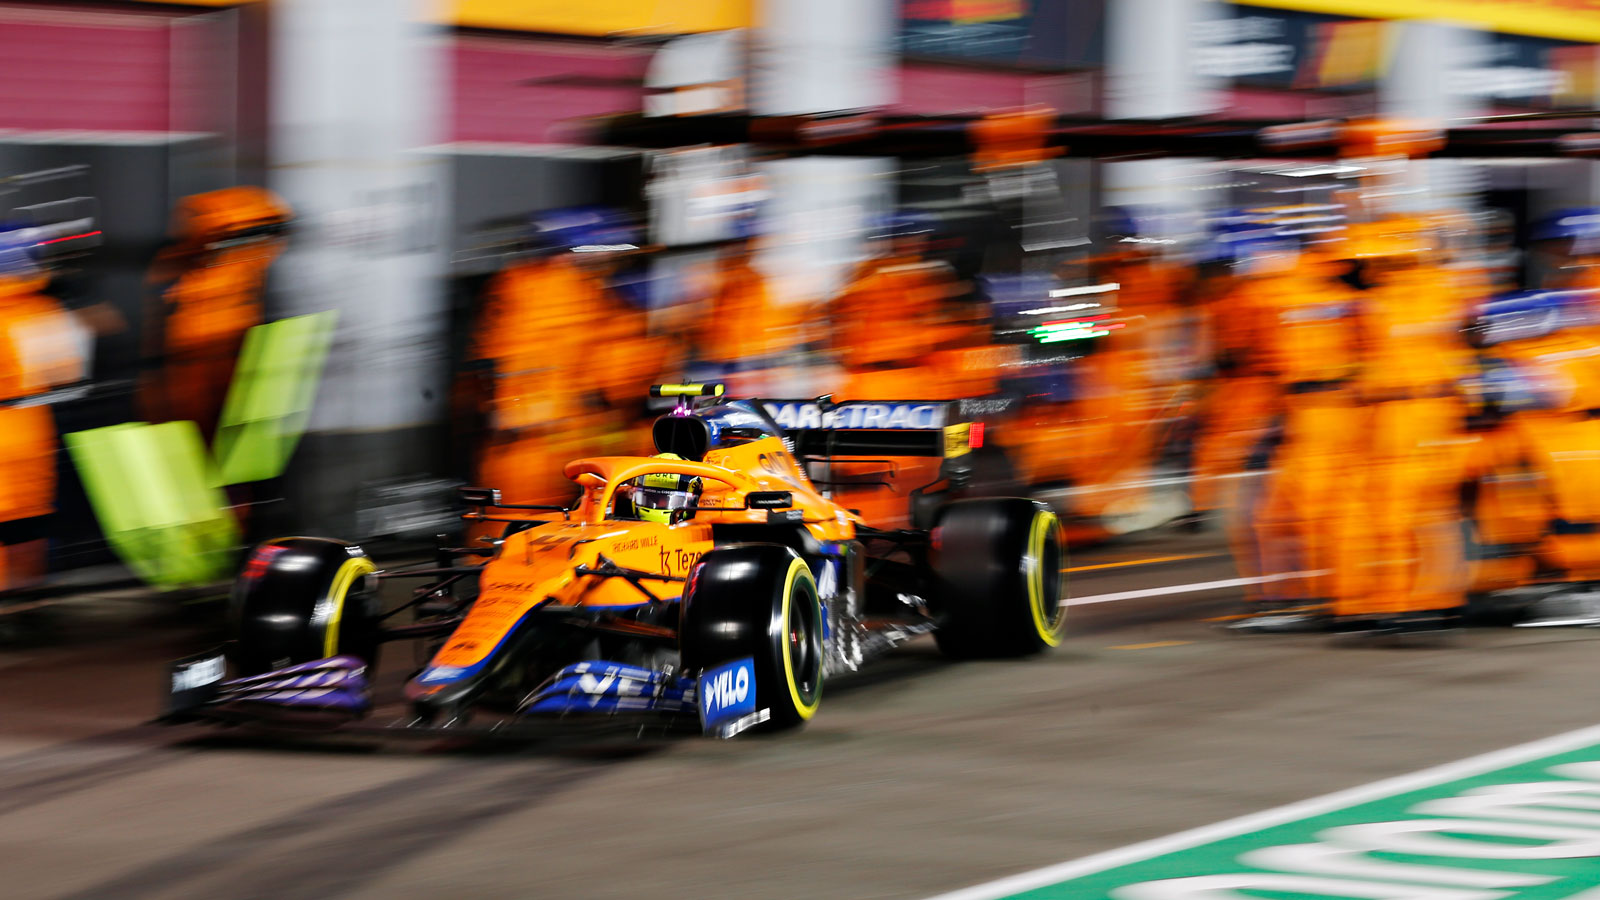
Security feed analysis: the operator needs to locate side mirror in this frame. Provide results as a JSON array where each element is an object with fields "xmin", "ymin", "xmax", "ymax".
[
  {"xmin": 745, "ymin": 491, "xmax": 794, "ymax": 510},
  {"xmin": 459, "ymin": 486, "xmax": 501, "ymax": 506}
]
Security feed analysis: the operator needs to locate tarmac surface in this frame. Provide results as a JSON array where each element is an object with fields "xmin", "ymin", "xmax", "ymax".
[{"xmin": 4, "ymin": 528, "xmax": 1600, "ymax": 900}]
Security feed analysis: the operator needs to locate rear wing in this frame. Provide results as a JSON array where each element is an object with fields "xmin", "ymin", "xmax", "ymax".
[{"xmin": 758, "ymin": 399, "xmax": 974, "ymax": 459}]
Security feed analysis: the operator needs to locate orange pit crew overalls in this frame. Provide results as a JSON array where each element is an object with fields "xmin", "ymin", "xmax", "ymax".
[
  {"xmin": 1336, "ymin": 224, "xmax": 1476, "ymax": 622},
  {"xmin": 1010, "ymin": 309, "xmax": 1161, "ymax": 535},
  {"xmin": 832, "ymin": 253, "xmax": 1007, "ymax": 397},
  {"xmin": 1008, "ymin": 254, "xmax": 1188, "ymax": 538},
  {"xmin": 1468, "ymin": 299, "xmax": 1600, "ymax": 589},
  {"xmin": 147, "ymin": 187, "xmax": 290, "ymax": 438},
  {"xmin": 1246, "ymin": 252, "xmax": 1366, "ymax": 613},
  {"xmin": 0, "ymin": 267, "xmax": 87, "ymax": 591},
  {"xmin": 824, "ymin": 253, "xmax": 1015, "ymax": 526},
  {"xmin": 471, "ymin": 253, "xmax": 623, "ymax": 513},
  {"xmin": 1190, "ymin": 268, "xmax": 1277, "ymax": 518},
  {"xmin": 692, "ymin": 244, "xmax": 807, "ymax": 398},
  {"xmin": 1187, "ymin": 265, "xmax": 1284, "ymax": 596}
]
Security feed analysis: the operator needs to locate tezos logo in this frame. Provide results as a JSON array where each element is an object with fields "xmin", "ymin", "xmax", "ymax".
[{"xmin": 702, "ymin": 663, "xmax": 750, "ymax": 713}]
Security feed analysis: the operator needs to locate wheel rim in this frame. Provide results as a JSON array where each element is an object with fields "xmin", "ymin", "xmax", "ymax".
[
  {"xmin": 778, "ymin": 557, "xmax": 824, "ymax": 719},
  {"xmin": 787, "ymin": 581, "xmax": 822, "ymax": 706}
]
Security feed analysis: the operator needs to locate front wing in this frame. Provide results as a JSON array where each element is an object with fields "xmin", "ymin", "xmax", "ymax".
[{"xmin": 162, "ymin": 652, "xmax": 770, "ymax": 739}]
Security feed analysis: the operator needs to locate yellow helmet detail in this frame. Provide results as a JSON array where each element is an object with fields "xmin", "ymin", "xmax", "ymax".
[{"xmin": 629, "ymin": 453, "xmax": 702, "ymax": 523}]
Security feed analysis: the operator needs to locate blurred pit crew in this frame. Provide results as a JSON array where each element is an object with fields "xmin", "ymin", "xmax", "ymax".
[
  {"xmin": 1529, "ymin": 209, "xmax": 1600, "ymax": 346},
  {"xmin": 1012, "ymin": 208, "xmax": 1190, "ymax": 539},
  {"xmin": 828, "ymin": 211, "xmax": 996, "ymax": 400},
  {"xmin": 1531, "ymin": 208, "xmax": 1600, "ymax": 293},
  {"xmin": 1335, "ymin": 218, "xmax": 1476, "ymax": 633},
  {"xmin": 143, "ymin": 187, "xmax": 290, "ymax": 438},
  {"xmin": 1186, "ymin": 215, "xmax": 1281, "ymax": 540},
  {"xmin": 0, "ymin": 229, "xmax": 92, "ymax": 591},
  {"xmin": 811, "ymin": 210, "xmax": 1020, "ymax": 527},
  {"xmin": 1093, "ymin": 206, "xmax": 1195, "ymax": 388},
  {"xmin": 1462, "ymin": 289, "xmax": 1600, "ymax": 597},
  {"xmin": 469, "ymin": 206, "xmax": 658, "ymax": 512},
  {"xmin": 1228, "ymin": 223, "xmax": 1365, "ymax": 631},
  {"xmin": 691, "ymin": 220, "xmax": 804, "ymax": 398}
]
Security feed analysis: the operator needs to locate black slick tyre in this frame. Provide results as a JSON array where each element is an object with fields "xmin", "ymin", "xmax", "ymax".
[
  {"xmin": 930, "ymin": 498, "xmax": 1064, "ymax": 658},
  {"xmin": 230, "ymin": 537, "xmax": 381, "ymax": 675},
  {"xmin": 679, "ymin": 544, "xmax": 824, "ymax": 730}
]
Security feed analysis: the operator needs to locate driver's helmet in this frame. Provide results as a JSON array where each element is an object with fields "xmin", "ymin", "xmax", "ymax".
[{"xmin": 628, "ymin": 452, "xmax": 703, "ymax": 524}]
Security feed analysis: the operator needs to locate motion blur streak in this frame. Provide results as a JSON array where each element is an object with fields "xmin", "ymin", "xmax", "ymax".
[{"xmin": 11, "ymin": 1, "xmax": 1600, "ymax": 899}]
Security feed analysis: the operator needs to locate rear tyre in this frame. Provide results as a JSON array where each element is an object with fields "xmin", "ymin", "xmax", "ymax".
[
  {"xmin": 930, "ymin": 498, "xmax": 1064, "ymax": 658},
  {"xmin": 680, "ymin": 544, "xmax": 824, "ymax": 730},
  {"xmin": 230, "ymin": 537, "xmax": 381, "ymax": 675}
]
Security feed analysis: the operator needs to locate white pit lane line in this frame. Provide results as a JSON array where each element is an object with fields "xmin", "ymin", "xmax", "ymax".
[
  {"xmin": 922, "ymin": 722, "xmax": 1600, "ymax": 900},
  {"xmin": 1062, "ymin": 570, "xmax": 1329, "ymax": 607}
]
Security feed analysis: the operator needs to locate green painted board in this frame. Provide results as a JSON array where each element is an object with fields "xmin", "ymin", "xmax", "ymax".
[
  {"xmin": 65, "ymin": 420, "xmax": 239, "ymax": 589},
  {"xmin": 213, "ymin": 310, "xmax": 337, "ymax": 485}
]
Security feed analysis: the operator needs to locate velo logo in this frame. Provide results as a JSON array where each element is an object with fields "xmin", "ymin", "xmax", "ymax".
[{"xmin": 698, "ymin": 657, "xmax": 756, "ymax": 730}]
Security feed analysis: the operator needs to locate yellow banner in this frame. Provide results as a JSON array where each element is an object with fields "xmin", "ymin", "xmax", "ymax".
[
  {"xmin": 1235, "ymin": 0, "xmax": 1600, "ymax": 43},
  {"xmin": 451, "ymin": 0, "xmax": 750, "ymax": 36},
  {"xmin": 129, "ymin": 0, "xmax": 752, "ymax": 35}
]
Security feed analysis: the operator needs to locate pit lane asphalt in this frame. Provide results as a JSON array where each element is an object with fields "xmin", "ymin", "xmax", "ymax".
[{"xmin": 3, "ymin": 528, "xmax": 1600, "ymax": 900}]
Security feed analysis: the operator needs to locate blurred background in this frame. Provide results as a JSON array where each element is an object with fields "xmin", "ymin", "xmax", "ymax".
[{"xmin": 9, "ymin": 0, "xmax": 1600, "ymax": 631}]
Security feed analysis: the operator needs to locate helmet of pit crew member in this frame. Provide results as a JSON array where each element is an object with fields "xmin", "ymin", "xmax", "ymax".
[
  {"xmin": 171, "ymin": 186, "xmax": 292, "ymax": 249},
  {"xmin": 1196, "ymin": 210, "xmax": 1280, "ymax": 268},
  {"xmin": 626, "ymin": 452, "xmax": 704, "ymax": 524},
  {"xmin": 527, "ymin": 205, "xmax": 641, "ymax": 256},
  {"xmin": 1531, "ymin": 208, "xmax": 1600, "ymax": 247},
  {"xmin": 1196, "ymin": 211, "xmax": 1300, "ymax": 275},
  {"xmin": 1474, "ymin": 358, "xmax": 1569, "ymax": 414},
  {"xmin": 1095, "ymin": 206, "xmax": 1141, "ymax": 245},
  {"xmin": 867, "ymin": 210, "xmax": 938, "ymax": 244},
  {"xmin": 1094, "ymin": 205, "xmax": 1201, "ymax": 260},
  {"xmin": 0, "ymin": 224, "xmax": 40, "ymax": 279},
  {"xmin": 725, "ymin": 188, "xmax": 766, "ymax": 241},
  {"xmin": 1468, "ymin": 289, "xmax": 1597, "ymax": 348}
]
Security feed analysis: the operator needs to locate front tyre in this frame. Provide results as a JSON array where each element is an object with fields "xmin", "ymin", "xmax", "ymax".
[
  {"xmin": 680, "ymin": 544, "xmax": 824, "ymax": 730},
  {"xmin": 230, "ymin": 537, "xmax": 380, "ymax": 675},
  {"xmin": 930, "ymin": 498, "xmax": 1064, "ymax": 658}
]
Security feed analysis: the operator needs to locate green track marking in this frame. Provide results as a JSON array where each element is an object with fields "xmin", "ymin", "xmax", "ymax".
[{"xmin": 930, "ymin": 724, "xmax": 1600, "ymax": 900}]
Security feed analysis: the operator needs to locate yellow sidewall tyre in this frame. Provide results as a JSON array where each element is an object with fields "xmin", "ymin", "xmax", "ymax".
[
  {"xmin": 680, "ymin": 543, "xmax": 825, "ymax": 731},
  {"xmin": 231, "ymin": 537, "xmax": 380, "ymax": 675},
  {"xmin": 930, "ymin": 498, "xmax": 1065, "ymax": 658}
]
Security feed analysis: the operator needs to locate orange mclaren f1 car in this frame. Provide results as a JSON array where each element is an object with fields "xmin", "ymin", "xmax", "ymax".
[{"xmin": 163, "ymin": 384, "xmax": 1065, "ymax": 738}]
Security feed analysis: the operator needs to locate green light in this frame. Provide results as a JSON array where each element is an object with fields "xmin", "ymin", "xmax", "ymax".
[
  {"xmin": 1029, "ymin": 320, "xmax": 1101, "ymax": 343},
  {"xmin": 1037, "ymin": 328, "xmax": 1109, "ymax": 343}
]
